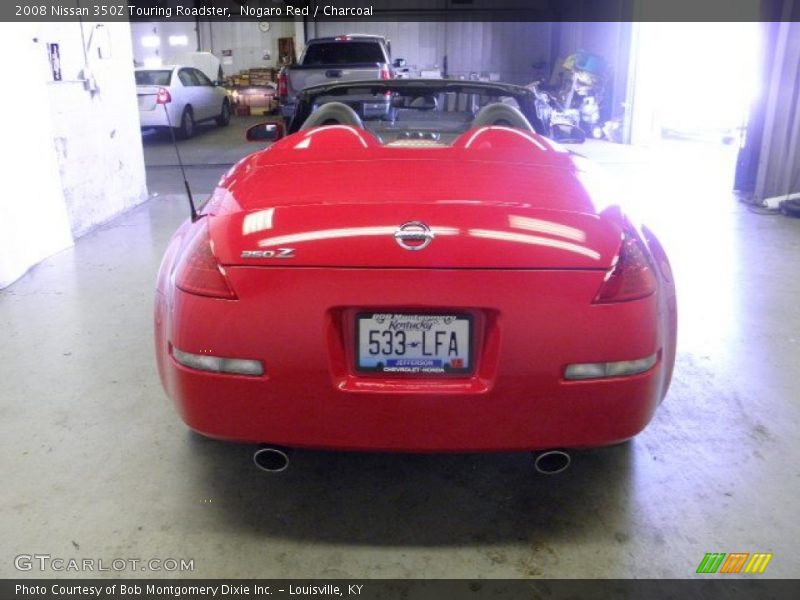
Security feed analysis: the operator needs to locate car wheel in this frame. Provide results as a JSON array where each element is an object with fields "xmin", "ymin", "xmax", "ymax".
[
  {"xmin": 216, "ymin": 100, "xmax": 231, "ymax": 127},
  {"xmin": 176, "ymin": 106, "xmax": 195, "ymax": 140}
]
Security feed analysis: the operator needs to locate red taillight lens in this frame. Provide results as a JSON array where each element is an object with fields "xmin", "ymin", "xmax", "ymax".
[
  {"xmin": 380, "ymin": 66, "xmax": 392, "ymax": 80},
  {"xmin": 174, "ymin": 224, "xmax": 237, "ymax": 299},
  {"xmin": 642, "ymin": 226, "xmax": 673, "ymax": 283},
  {"xmin": 277, "ymin": 72, "xmax": 288, "ymax": 98},
  {"xmin": 156, "ymin": 87, "xmax": 171, "ymax": 104},
  {"xmin": 593, "ymin": 231, "xmax": 657, "ymax": 303}
]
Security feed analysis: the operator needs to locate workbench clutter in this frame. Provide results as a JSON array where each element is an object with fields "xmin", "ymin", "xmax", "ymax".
[{"xmin": 224, "ymin": 68, "xmax": 278, "ymax": 116}]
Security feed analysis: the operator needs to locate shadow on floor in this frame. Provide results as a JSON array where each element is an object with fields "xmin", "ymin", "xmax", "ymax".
[{"xmin": 187, "ymin": 433, "xmax": 634, "ymax": 548}]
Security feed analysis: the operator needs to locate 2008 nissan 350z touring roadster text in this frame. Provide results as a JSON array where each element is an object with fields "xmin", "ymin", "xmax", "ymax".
[{"xmin": 154, "ymin": 80, "xmax": 677, "ymax": 471}]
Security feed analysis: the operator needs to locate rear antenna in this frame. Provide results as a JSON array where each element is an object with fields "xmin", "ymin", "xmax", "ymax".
[{"xmin": 158, "ymin": 90, "xmax": 199, "ymax": 221}]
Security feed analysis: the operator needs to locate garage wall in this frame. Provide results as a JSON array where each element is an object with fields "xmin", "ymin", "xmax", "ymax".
[
  {"xmin": 131, "ymin": 21, "xmax": 296, "ymax": 75},
  {"xmin": 0, "ymin": 21, "xmax": 147, "ymax": 288},
  {"xmin": 755, "ymin": 19, "xmax": 800, "ymax": 203},
  {"xmin": 309, "ymin": 21, "xmax": 552, "ymax": 84},
  {"xmin": 0, "ymin": 24, "xmax": 73, "ymax": 289},
  {"xmin": 198, "ymin": 20, "xmax": 296, "ymax": 74},
  {"xmin": 40, "ymin": 22, "xmax": 148, "ymax": 237},
  {"xmin": 130, "ymin": 21, "xmax": 200, "ymax": 68},
  {"xmin": 445, "ymin": 21, "xmax": 551, "ymax": 83}
]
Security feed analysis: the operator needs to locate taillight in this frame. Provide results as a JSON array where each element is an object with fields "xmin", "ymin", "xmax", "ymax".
[
  {"xmin": 642, "ymin": 226, "xmax": 673, "ymax": 283},
  {"xmin": 380, "ymin": 65, "xmax": 392, "ymax": 80},
  {"xmin": 174, "ymin": 223, "xmax": 237, "ymax": 299},
  {"xmin": 593, "ymin": 231, "xmax": 657, "ymax": 303},
  {"xmin": 277, "ymin": 71, "xmax": 288, "ymax": 98},
  {"xmin": 156, "ymin": 87, "xmax": 171, "ymax": 104}
]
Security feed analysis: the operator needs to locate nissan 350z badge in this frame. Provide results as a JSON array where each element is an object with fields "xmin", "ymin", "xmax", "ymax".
[{"xmin": 241, "ymin": 248, "xmax": 295, "ymax": 258}]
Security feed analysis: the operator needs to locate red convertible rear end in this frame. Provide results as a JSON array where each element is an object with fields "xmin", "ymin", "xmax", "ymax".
[
  {"xmin": 155, "ymin": 82, "xmax": 677, "ymax": 470},
  {"xmin": 154, "ymin": 123, "xmax": 676, "ymax": 456}
]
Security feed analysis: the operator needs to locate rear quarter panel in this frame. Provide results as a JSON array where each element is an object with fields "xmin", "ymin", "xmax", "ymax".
[{"xmin": 154, "ymin": 219, "xmax": 195, "ymax": 387}]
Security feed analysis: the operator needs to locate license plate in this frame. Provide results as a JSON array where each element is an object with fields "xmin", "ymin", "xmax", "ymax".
[{"xmin": 356, "ymin": 313, "xmax": 472, "ymax": 375}]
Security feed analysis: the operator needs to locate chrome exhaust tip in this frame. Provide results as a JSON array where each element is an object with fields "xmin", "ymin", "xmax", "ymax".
[
  {"xmin": 533, "ymin": 450, "xmax": 571, "ymax": 475},
  {"xmin": 253, "ymin": 447, "xmax": 290, "ymax": 473}
]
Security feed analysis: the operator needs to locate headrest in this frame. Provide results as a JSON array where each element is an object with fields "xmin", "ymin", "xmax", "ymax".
[
  {"xmin": 472, "ymin": 103, "xmax": 534, "ymax": 131},
  {"xmin": 267, "ymin": 124, "xmax": 379, "ymax": 154},
  {"xmin": 453, "ymin": 126, "xmax": 555, "ymax": 155},
  {"xmin": 299, "ymin": 102, "xmax": 364, "ymax": 131}
]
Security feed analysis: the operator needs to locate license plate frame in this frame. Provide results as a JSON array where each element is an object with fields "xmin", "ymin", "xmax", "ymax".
[{"xmin": 355, "ymin": 312, "xmax": 474, "ymax": 376}]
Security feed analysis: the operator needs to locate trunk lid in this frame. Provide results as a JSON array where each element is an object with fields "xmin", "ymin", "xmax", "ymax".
[
  {"xmin": 210, "ymin": 203, "xmax": 622, "ymax": 270},
  {"xmin": 136, "ymin": 85, "xmax": 159, "ymax": 111}
]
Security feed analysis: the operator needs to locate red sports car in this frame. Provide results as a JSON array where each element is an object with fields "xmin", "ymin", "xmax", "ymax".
[{"xmin": 154, "ymin": 80, "xmax": 677, "ymax": 473}]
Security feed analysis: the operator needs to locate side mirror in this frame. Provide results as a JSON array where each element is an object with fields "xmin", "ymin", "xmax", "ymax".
[
  {"xmin": 551, "ymin": 123, "xmax": 586, "ymax": 144},
  {"xmin": 246, "ymin": 122, "xmax": 285, "ymax": 143},
  {"xmin": 393, "ymin": 58, "xmax": 407, "ymax": 68}
]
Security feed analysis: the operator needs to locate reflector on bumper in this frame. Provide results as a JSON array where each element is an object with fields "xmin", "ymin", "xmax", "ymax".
[
  {"xmin": 564, "ymin": 353, "xmax": 657, "ymax": 380},
  {"xmin": 172, "ymin": 347, "xmax": 264, "ymax": 376}
]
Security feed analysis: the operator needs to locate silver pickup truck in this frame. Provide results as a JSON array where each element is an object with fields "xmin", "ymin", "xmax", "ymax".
[{"xmin": 278, "ymin": 34, "xmax": 404, "ymax": 120}]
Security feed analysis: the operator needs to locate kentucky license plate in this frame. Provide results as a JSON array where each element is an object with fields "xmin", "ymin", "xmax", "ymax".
[{"xmin": 356, "ymin": 313, "xmax": 472, "ymax": 375}]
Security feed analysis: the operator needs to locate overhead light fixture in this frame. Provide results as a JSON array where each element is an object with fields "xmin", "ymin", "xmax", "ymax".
[
  {"xmin": 141, "ymin": 35, "xmax": 161, "ymax": 48},
  {"xmin": 168, "ymin": 35, "xmax": 188, "ymax": 47}
]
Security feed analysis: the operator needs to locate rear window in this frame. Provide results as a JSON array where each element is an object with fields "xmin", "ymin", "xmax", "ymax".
[
  {"xmin": 302, "ymin": 42, "xmax": 385, "ymax": 66},
  {"xmin": 135, "ymin": 70, "xmax": 172, "ymax": 86}
]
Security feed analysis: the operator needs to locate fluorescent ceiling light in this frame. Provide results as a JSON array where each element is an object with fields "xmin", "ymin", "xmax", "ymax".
[{"xmin": 141, "ymin": 35, "xmax": 160, "ymax": 48}]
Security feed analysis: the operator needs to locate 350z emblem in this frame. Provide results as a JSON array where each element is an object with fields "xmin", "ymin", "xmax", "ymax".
[{"xmin": 241, "ymin": 248, "xmax": 295, "ymax": 259}]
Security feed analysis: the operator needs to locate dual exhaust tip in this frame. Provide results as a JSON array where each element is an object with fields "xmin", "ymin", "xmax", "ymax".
[
  {"xmin": 253, "ymin": 447, "xmax": 290, "ymax": 473},
  {"xmin": 253, "ymin": 446, "xmax": 571, "ymax": 475},
  {"xmin": 533, "ymin": 450, "xmax": 572, "ymax": 475}
]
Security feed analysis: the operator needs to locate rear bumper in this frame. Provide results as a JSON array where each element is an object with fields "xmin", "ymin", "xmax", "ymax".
[
  {"xmin": 155, "ymin": 267, "xmax": 669, "ymax": 451},
  {"xmin": 162, "ymin": 354, "xmax": 663, "ymax": 451},
  {"xmin": 138, "ymin": 106, "xmax": 174, "ymax": 129}
]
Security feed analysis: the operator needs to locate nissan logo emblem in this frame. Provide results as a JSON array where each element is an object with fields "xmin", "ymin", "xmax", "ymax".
[{"xmin": 394, "ymin": 221, "xmax": 434, "ymax": 251}]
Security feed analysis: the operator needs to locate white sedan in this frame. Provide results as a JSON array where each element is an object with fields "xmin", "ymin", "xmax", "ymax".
[{"xmin": 135, "ymin": 66, "xmax": 231, "ymax": 139}]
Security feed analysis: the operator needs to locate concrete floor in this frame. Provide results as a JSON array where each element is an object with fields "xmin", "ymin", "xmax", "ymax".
[
  {"xmin": 142, "ymin": 115, "xmax": 269, "ymax": 195},
  {"xmin": 1, "ymin": 119, "xmax": 799, "ymax": 578}
]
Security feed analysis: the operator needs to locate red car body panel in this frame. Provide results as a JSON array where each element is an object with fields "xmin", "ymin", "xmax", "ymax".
[{"xmin": 154, "ymin": 126, "xmax": 677, "ymax": 452}]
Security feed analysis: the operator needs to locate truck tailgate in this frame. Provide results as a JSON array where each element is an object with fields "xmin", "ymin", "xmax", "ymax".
[{"xmin": 287, "ymin": 64, "xmax": 386, "ymax": 96}]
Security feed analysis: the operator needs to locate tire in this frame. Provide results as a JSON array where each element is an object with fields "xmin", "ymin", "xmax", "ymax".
[
  {"xmin": 175, "ymin": 106, "xmax": 194, "ymax": 140},
  {"xmin": 216, "ymin": 100, "xmax": 231, "ymax": 127}
]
